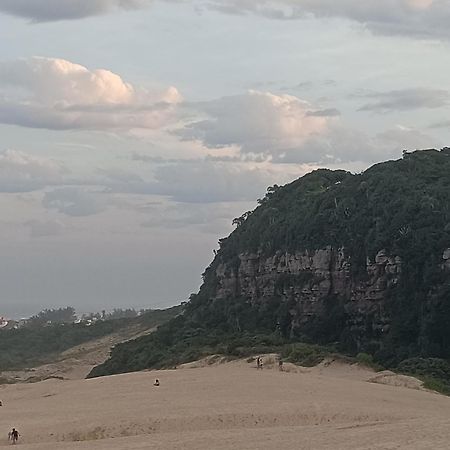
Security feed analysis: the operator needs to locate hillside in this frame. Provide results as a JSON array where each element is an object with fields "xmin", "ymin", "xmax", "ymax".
[
  {"xmin": 0, "ymin": 306, "xmax": 181, "ymax": 383},
  {"xmin": 89, "ymin": 149, "xmax": 450, "ymax": 384}
]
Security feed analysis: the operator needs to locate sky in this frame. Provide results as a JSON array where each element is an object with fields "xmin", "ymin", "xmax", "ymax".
[{"xmin": 0, "ymin": 0, "xmax": 449, "ymax": 318}]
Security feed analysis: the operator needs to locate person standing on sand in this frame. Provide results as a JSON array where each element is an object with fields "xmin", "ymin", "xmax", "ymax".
[
  {"xmin": 10, "ymin": 428, "xmax": 19, "ymax": 444},
  {"xmin": 278, "ymin": 358, "xmax": 283, "ymax": 372},
  {"xmin": 257, "ymin": 356, "xmax": 263, "ymax": 370}
]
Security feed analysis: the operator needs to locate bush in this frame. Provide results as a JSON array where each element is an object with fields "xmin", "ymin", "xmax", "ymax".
[
  {"xmin": 282, "ymin": 343, "xmax": 328, "ymax": 367},
  {"xmin": 397, "ymin": 358, "xmax": 450, "ymax": 395}
]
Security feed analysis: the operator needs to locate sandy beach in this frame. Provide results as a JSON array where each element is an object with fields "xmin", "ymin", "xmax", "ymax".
[{"xmin": 1, "ymin": 357, "xmax": 449, "ymax": 449}]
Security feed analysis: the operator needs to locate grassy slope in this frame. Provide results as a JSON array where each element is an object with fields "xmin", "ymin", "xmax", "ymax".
[{"xmin": 0, "ymin": 306, "xmax": 181, "ymax": 372}]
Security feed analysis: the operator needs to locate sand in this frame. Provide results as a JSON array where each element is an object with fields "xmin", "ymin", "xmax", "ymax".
[{"xmin": 0, "ymin": 356, "xmax": 449, "ymax": 449}]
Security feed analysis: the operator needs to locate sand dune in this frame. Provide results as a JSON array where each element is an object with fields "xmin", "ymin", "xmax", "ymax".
[{"xmin": 0, "ymin": 357, "xmax": 449, "ymax": 449}]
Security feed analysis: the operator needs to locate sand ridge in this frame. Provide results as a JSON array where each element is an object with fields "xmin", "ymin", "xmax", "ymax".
[{"xmin": 0, "ymin": 357, "xmax": 449, "ymax": 449}]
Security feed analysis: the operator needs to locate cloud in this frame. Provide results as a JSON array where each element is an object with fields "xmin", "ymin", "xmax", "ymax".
[
  {"xmin": 306, "ymin": 108, "xmax": 341, "ymax": 117},
  {"xmin": 151, "ymin": 161, "xmax": 275, "ymax": 203},
  {"xmin": 269, "ymin": 126, "xmax": 382, "ymax": 165},
  {"xmin": 42, "ymin": 187, "xmax": 106, "ymax": 216},
  {"xmin": 203, "ymin": 0, "xmax": 450, "ymax": 40},
  {"xmin": 358, "ymin": 88, "xmax": 449, "ymax": 113},
  {"xmin": 0, "ymin": 57, "xmax": 181, "ymax": 131},
  {"xmin": 0, "ymin": 149, "xmax": 66, "ymax": 192},
  {"xmin": 140, "ymin": 201, "xmax": 244, "ymax": 234},
  {"xmin": 2, "ymin": 0, "xmax": 448, "ymax": 41},
  {"xmin": 177, "ymin": 90, "xmax": 435, "ymax": 164},
  {"xmin": 0, "ymin": 0, "xmax": 149, "ymax": 22},
  {"xmin": 24, "ymin": 219, "xmax": 65, "ymax": 237},
  {"xmin": 101, "ymin": 160, "xmax": 278, "ymax": 203},
  {"xmin": 375, "ymin": 125, "xmax": 440, "ymax": 151},
  {"xmin": 430, "ymin": 120, "xmax": 450, "ymax": 129},
  {"xmin": 178, "ymin": 90, "xmax": 331, "ymax": 157},
  {"xmin": 271, "ymin": 123, "xmax": 441, "ymax": 165}
]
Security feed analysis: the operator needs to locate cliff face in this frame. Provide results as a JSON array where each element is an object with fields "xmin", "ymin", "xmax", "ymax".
[
  {"xmin": 216, "ymin": 248, "xmax": 402, "ymax": 303},
  {"xmin": 442, "ymin": 248, "xmax": 450, "ymax": 271},
  {"xmin": 212, "ymin": 247, "xmax": 400, "ymax": 344}
]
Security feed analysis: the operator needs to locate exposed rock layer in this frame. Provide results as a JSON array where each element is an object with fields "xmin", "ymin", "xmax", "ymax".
[{"xmin": 213, "ymin": 247, "xmax": 406, "ymax": 343}]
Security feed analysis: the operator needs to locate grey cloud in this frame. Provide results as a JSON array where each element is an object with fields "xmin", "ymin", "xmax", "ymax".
[
  {"xmin": 281, "ymin": 81, "xmax": 314, "ymax": 92},
  {"xmin": 101, "ymin": 161, "xmax": 276, "ymax": 203},
  {"xmin": 306, "ymin": 108, "xmax": 341, "ymax": 117},
  {"xmin": 3, "ymin": 0, "xmax": 450, "ymax": 41},
  {"xmin": 0, "ymin": 0, "xmax": 149, "ymax": 22},
  {"xmin": 24, "ymin": 220, "xmax": 64, "ymax": 238},
  {"xmin": 375, "ymin": 126, "xmax": 441, "ymax": 151},
  {"xmin": 151, "ymin": 162, "xmax": 272, "ymax": 203},
  {"xmin": 271, "ymin": 126, "xmax": 383, "ymax": 165},
  {"xmin": 43, "ymin": 188, "xmax": 106, "ymax": 216},
  {"xmin": 130, "ymin": 153, "xmax": 204, "ymax": 164},
  {"xmin": 202, "ymin": 0, "xmax": 450, "ymax": 40},
  {"xmin": 140, "ymin": 202, "xmax": 243, "ymax": 234},
  {"xmin": 358, "ymin": 88, "xmax": 450, "ymax": 113},
  {"xmin": 429, "ymin": 120, "xmax": 450, "ymax": 129},
  {"xmin": 273, "ymin": 125, "xmax": 439, "ymax": 165},
  {"xmin": 0, "ymin": 149, "xmax": 66, "ymax": 192}
]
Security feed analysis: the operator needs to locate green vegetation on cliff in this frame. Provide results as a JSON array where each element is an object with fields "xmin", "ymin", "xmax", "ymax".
[{"xmin": 89, "ymin": 149, "xmax": 450, "ymax": 382}]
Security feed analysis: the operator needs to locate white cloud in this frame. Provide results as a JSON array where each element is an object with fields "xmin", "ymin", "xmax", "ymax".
[
  {"xmin": 0, "ymin": 0, "xmax": 150, "ymax": 22},
  {"xmin": 0, "ymin": 57, "xmax": 181, "ymax": 131},
  {"xmin": 0, "ymin": 149, "xmax": 66, "ymax": 192},
  {"xmin": 178, "ymin": 90, "xmax": 331, "ymax": 157}
]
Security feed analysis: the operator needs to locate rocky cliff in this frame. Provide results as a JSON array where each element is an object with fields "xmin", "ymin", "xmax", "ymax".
[
  {"xmin": 214, "ymin": 248, "xmax": 400, "ymax": 338},
  {"xmin": 89, "ymin": 149, "xmax": 450, "ymax": 377}
]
